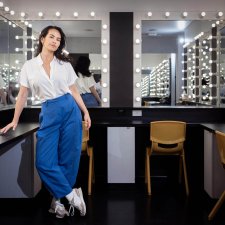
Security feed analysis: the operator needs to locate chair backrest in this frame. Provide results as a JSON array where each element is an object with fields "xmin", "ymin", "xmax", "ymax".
[
  {"xmin": 150, "ymin": 121, "xmax": 186, "ymax": 145},
  {"xmin": 82, "ymin": 121, "xmax": 89, "ymax": 151},
  {"xmin": 215, "ymin": 130, "xmax": 225, "ymax": 166}
]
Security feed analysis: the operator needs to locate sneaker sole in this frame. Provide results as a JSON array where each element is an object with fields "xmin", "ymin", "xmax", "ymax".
[
  {"xmin": 48, "ymin": 208, "xmax": 69, "ymax": 219},
  {"xmin": 76, "ymin": 188, "xmax": 86, "ymax": 216}
]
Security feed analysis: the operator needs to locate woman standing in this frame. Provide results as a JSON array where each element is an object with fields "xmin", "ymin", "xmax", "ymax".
[
  {"xmin": 0, "ymin": 26, "xmax": 91, "ymax": 218},
  {"xmin": 74, "ymin": 56, "xmax": 102, "ymax": 107}
]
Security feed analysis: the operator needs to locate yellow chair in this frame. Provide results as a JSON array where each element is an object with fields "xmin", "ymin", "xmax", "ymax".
[
  {"xmin": 82, "ymin": 121, "xmax": 94, "ymax": 195},
  {"xmin": 208, "ymin": 130, "xmax": 225, "ymax": 220},
  {"xmin": 145, "ymin": 121, "xmax": 189, "ymax": 196}
]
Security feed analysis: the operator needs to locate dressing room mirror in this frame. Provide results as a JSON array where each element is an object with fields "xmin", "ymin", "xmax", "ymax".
[
  {"xmin": 141, "ymin": 20, "xmax": 216, "ymax": 106},
  {"xmin": 0, "ymin": 16, "xmax": 24, "ymax": 108},
  {"xmin": 28, "ymin": 20, "xmax": 102, "ymax": 105}
]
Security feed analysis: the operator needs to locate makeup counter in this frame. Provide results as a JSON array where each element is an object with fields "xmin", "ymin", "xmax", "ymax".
[{"xmin": 1, "ymin": 106, "xmax": 225, "ymax": 198}]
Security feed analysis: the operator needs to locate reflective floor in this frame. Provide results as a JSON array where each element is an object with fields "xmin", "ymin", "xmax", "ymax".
[{"xmin": 0, "ymin": 179, "xmax": 224, "ymax": 225}]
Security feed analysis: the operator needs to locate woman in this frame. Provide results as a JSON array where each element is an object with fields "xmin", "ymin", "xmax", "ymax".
[
  {"xmin": 74, "ymin": 56, "xmax": 101, "ymax": 107},
  {"xmin": 0, "ymin": 26, "xmax": 91, "ymax": 218}
]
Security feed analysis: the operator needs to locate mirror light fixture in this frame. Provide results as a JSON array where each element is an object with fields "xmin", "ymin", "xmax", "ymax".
[
  {"xmin": 135, "ymin": 38, "xmax": 140, "ymax": 44},
  {"xmin": 0, "ymin": 2, "xmax": 3, "ymax": 7},
  {"xmin": 103, "ymin": 97, "xmax": 108, "ymax": 103},
  {"xmin": 135, "ymin": 24, "xmax": 141, "ymax": 29},
  {"xmin": 20, "ymin": 12, "xmax": 26, "ymax": 17},
  {"xmin": 135, "ymin": 97, "xmax": 141, "ymax": 102},
  {"xmin": 102, "ymin": 68, "xmax": 108, "ymax": 73},
  {"xmin": 217, "ymin": 11, "xmax": 223, "ymax": 17},
  {"xmin": 38, "ymin": 12, "xmax": 44, "ymax": 18},
  {"xmin": 200, "ymin": 12, "xmax": 206, "ymax": 18},
  {"xmin": 90, "ymin": 11, "xmax": 95, "ymax": 17},
  {"xmin": 55, "ymin": 11, "xmax": 61, "ymax": 17},
  {"xmin": 102, "ymin": 24, "xmax": 108, "ymax": 30},
  {"xmin": 10, "ymin": 10, "xmax": 15, "ymax": 15},
  {"xmin": 165, "ymin": 12, "xmax": 170, "ymax": 18},
  {"xmin": 136, "ymin": 82, "xmax": 141, "ymax": 88},
  {"xmin": 135, "ymin": 68, "xmax": 141, "ymax": 73},
  {"xmin": 102, "ymin": 83, "xmax": 108, "ymax": 88},
  {"xmin": 182, "ymin": 12, "xmax": 188, "ymax": 18},
  {"xmin": 103, "ymin": 54, "xmax": 108, "ymax": 59},
  {"xmin": 4, "ymin": 6, "xmax": 9, "ymax": 12},
  {"xmin": 73, "ymin": 12, "xmax": 78, "ymax": 17},
  {"xmin": 147, "ymin": 12, "xmax": 152, "ymax": 17},
  {"xmin": 102, "ymin": 39, "xmax": 107, "ymax": 44}
]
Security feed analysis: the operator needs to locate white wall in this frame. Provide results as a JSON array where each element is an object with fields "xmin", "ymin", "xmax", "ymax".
[{"xmin": 6, "ymin": 0, "xmax": 225, "ymax": 14}]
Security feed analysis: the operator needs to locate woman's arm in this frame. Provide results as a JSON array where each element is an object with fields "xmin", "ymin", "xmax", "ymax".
[
  {"xmin": 89, "ymin": 86, "xmax": 102, "ymax": 105},
  {"xmin": 0, "ymin": 86, "xmax": 28, "ymax": 133},
  {"xmin": 69, "ymin": 84, "xmax": 91, "ymax": 129}
]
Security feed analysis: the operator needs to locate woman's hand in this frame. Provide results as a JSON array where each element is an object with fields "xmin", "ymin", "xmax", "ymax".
[
  {"xmin": 83, "ymin": 111, "xmax": 91, "ymax": 129},
  {"xmin": 0, "ymin": 121, "xmax": 18, "ymax": 134}
]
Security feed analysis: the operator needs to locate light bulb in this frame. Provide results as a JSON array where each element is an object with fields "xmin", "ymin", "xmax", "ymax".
[
  {"xmin": 200, "ymin": 12, "xmax": 206, "ymax": 17},
  {"xmin": 135, "ymin": 68, "xmax": 140, "ymax": 73},
  {"xmin": 136, "ymin": 97, "xmax": 141, "ymax": 102},
  {"xmin": 10, "ymin": 10, "xmax": 15, "ymax": 15},
  {"xmin": 135, "ymin": 24, "xmax": 141, "ymax": 29},
  {"xmin": 102, "ymin": 39, "xmax": 107, "ymax": 44},
  {"xmin": 135, "ymin": 53, "xmax": 140, "ymax": 58},
  {"xmin": 102, "ymin": 83, "xmax": 108, "ymax": 88},
  {"xmin": 165, "ymin": 12, "xmax": 170, "ymax": 17},
  {"xmin": 135, "ymin": 39, "xmax": 140, "ymax": 44},
  {"xmin": 0, "ymin": 2, "xmax": 3, "ymax": 7},
  {"xmin": 55, "ymin": 11, "xmax": 61, "ymax": 17},
  {"xmin": 103, "ymin": 54, "xmax": 108, "ymax": 59},
  {"xmin": 4, "ymin": 6, "xmax": 9, "ymax": 11},
  {"xmin": 102, "ymin": 24, "xmax": 108, "ymax": 30},
  {"xmin": 217, "ymin": 12, "xmax": 223, "ymax": 17},
  {"xmin": 103, "ymin": 97, "xmax": 108, "ymax": 103},
  {"xmin": 90, "ymin": 11, "xmax": 95, "ymax": 17},
  {"xmin": 73, "ymin": 12, "xmax": 78, "ymax": 17},
  {"xmin": 38, "ymin": 12, "xmax": 43, "ymax": 17},
  {"xmin": 182, "ymin": 12, "xmax": 188, "ymax": 17},
  {"xmin": 136, "ymin": 82, "xmax": 141, "ymax": 88},
  {"xmin": 147, "ymin": 12, "xmax": 152, "ymax": 17},
  {"xmin": 102, "ymin": 68, "xmax": 108, "ymax": 73},
  {"xmin": 20, "ymin": 12, "xmax": 26, "ymax": 17}
]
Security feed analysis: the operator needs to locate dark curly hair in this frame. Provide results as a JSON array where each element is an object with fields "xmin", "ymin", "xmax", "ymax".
[
  {"xmin": 74, "ymin": 56, "xmax": 91, "ymax": 77},
  {"xmin": 35, "ymin": 25, "xmax": 71, "ymax": 62}
]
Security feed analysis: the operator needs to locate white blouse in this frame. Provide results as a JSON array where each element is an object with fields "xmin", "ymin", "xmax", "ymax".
[
  {"xmin": 75, "ymin": 72, "xmax": 96, "ymax": 94},
  {"xmin": 20, "ymin": 54, "xmax": 77, "ymax": 102}
]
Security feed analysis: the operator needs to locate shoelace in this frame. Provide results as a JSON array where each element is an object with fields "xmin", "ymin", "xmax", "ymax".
[{"xmin": 69, "ymin": 204, "xmax": 75, "ymax": 216}]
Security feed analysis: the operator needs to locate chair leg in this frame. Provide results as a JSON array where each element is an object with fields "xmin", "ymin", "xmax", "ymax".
[
  {"xmin": 179, "ymin": 155, "xmax": 182, "ymax": 183},
  {"xmin": 208, "ymin": 190, "xmax": 225, "ymax": 220},
  {"xmin": 87, "ymin": 146, "xmax": 93, "ymax": 195},
  {"xmin": 146, "ymin": 147, "xmax": 151, "ymax": 195},
  {"xmin": 182, "ymin": 153, "xmax": 189, "ymax": 196}
]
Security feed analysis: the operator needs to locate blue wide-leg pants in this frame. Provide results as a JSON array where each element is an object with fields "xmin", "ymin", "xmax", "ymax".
[{"xmin": 36, "ymin": 93, "xmax": 82, "ymax": 199}]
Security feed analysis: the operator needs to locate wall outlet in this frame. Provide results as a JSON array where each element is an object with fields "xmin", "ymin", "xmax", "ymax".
[{"xmin": 132, "ymin": 110, "xmax": 142, "ymax": 117}]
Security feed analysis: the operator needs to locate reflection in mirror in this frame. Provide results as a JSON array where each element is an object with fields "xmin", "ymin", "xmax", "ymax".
[
  {"xmin": 30, "ymin": 20, "xmax": 102, "ymax": 106},
  {"xmin": 141, "ymin": 20, "xmax": 217, "ymax": 106},
  {"xmin": 219, "ymin": 25, "xmax": 225, "ymax": 106},
  {"xmin": 0, "ymin": 16, "xmax": 24, "ymax": 108}
]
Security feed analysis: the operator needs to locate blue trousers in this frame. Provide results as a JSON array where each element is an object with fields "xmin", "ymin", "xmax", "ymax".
[
  {"xmin": 36, "ymin": 94, "xmax": 82, "ymax": 199},
  {"xmin": 81, "ymin": 93, "xmax": 99, "ymax": 107}
]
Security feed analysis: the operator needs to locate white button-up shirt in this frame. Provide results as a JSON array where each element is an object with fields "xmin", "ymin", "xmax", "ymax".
[{"xmin": 20, "ymin": 54, "xmax": 77, "ymax": 102}]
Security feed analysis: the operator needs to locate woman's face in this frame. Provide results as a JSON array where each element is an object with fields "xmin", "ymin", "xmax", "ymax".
[{"xmin": 41, "ymin": 28, "xmax": 61, "ymax": 53}]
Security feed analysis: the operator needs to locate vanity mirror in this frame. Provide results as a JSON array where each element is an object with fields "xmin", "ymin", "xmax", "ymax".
[
  {"xmin": 140, "ymin": 20, "xmax": 216, "ymax": 106},
  {"xmin": 0, "ymin": 16, "xmax": 24, "ymax": 108}
]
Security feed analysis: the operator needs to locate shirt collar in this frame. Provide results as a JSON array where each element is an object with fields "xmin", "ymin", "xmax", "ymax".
[{"xmin": 36, "ymin": 54, "xmax": 56, "ymax": 65}]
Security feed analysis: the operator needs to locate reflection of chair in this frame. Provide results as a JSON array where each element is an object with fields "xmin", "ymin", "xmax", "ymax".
[
  {"xmin": 82, "ymin": 121, "xmax": 94, "ymax": 195},
  {"xmin": 145, "ymin": 121, "xmax": 189, "ymax": 196},
  {"xmin": 208, "ymin": 130, "xmax": 225, "ymax": 220}
]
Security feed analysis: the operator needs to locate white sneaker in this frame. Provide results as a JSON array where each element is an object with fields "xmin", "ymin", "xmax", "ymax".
[
  {"xmin": 49, "ymin": 199, "xmax": 69, "ymax": 219},
  {"xmin": 69, "ymin": 188, "xmax": 86, "ymax": 216}
]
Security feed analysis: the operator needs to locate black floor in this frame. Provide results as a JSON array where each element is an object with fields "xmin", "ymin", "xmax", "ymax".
[{"xmin": 0, "ymin": 179, "xmax": 225, "ymax": 225}]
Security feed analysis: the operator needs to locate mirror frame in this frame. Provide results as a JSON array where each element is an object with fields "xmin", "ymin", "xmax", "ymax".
[
  {"xmin": 1, "ymin": 12, "xmax": 110, "ymax": 107},
  {"xmin": 133, "ymin": 11, "xmax": 225, "ymax": 107}
]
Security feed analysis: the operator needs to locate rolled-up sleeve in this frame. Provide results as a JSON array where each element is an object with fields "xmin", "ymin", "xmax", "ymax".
[{"xmin": 19, "ymin": 62, "xmax": 29, "ymax": 88}]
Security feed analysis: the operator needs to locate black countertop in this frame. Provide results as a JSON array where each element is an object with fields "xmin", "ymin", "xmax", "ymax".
[
  {"xmin": 0, "ymin": 123, "xmax": 39, "ymax": 148},
  {"xmin": 201, "ymin": 123, "xmax": 225, "ymax": 133}
]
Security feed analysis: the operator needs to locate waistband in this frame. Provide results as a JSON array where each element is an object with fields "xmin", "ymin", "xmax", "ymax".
[{"xmin": 42, "ymin": 93, "xmax": 72, "ymax": 106}]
